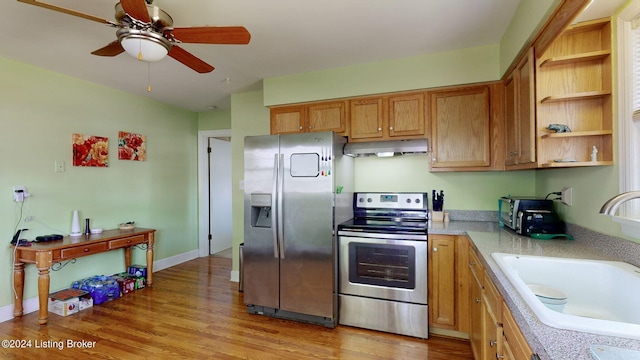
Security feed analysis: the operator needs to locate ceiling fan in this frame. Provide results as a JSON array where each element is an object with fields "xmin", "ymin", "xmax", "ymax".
[{"xmin": 17, "ymin": 0, "xmax": 251, "ymax": 73}]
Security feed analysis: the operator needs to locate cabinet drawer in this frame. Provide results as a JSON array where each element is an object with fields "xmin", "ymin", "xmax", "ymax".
[
  {"xmin": 61, "ymin": 243, "xmax": 108, "ymax": 258},
  {"xmin": 108, "ymin": 235, "xmax": 146, "ymax": 249},
  {"xmin": 483, "ymin": 274, "xmax": 502, "ymax": 323},
  {"xmin": 468, "ymin": 248, "xmax": 484, "ymax": 288}
]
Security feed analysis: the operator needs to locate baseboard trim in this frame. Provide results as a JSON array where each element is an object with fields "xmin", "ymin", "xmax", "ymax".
[
  {"xmin": 230, "ymin": 270, "xmax": 239, "ymax": 283},
  {"xmin": 0, "ymin": 249, "xmax": 200, "ymax": 324}
]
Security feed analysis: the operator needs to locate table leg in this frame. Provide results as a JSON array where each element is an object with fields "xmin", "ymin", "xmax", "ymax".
[
  {"xmin": 13, "ymin": 261, "xmax": 25, "ymax": 317},
  {"xmin": 146, "ymin": 232, "xmax": 154, "ymax": 286},
  {"xmin": 124, "ymin": 247, "xmax": 132, "ymax": 268},
  {"xmin": 36, "ymin": 251, "xmax": 52, "ymax": 325}
]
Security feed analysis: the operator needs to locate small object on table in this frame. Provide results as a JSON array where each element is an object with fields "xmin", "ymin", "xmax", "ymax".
[{"xmin": 119, "ymin": 221, "xmax": 135, "ymax": 230}]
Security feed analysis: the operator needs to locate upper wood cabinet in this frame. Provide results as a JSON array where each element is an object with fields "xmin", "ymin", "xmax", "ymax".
[
  {"xmin": 270, "ymin": 100, "xmax": 348, "ymax": 136},
  {"xmin": 505, "ymin": 47, "xmax": 537, "ymax": 169},
  {"xmin": 429, "ymin": 83, "xmax": 504, "ymax": 171},
  {"xmin": 349, "ymin": 92, "xmax": 426, "ymax": 142},
  {"xmin": 349, "ymin": 97, "xmax": 386, "ymax": 140},
  {"xmin": 535, "ymin": 18, "xmax": 613, "ymax": 167}
]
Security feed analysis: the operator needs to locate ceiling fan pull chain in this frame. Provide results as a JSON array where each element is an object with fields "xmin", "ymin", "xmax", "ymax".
[
  {"xmin": 138, "ymin": 37, "xmax": 143, "ymax": 61},
  {"xmin": 147, "ymin": 62, "xmax": 152, "ymax": 92}
]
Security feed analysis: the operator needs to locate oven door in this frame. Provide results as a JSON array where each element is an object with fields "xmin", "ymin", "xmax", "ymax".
[{"xmin": 339, "ymin": 232, "xmax": 428, "ymax": 304}]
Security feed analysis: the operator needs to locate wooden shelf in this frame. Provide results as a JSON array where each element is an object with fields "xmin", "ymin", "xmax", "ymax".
[
  {"xmin": 540, "ymin": 130, "xmax": 613, "ymax": 139},
  {"xmin": 540, "ymin": 90, "xmax": 610, "ymax": 103},
  {"xmin": 539, "ymin": 50, "xmax": 610, "ymax": 67},
  {"xmin": 541, "ymin": 160, "xmax": 614, "ymax": 168}
]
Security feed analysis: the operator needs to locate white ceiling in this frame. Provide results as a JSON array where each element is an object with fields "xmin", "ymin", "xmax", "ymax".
[{"xmin": 0, "ymin": 0, "xmax": 626, "ymax": 112}]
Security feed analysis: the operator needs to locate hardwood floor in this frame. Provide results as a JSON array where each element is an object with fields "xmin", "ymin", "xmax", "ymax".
[{"xmin": 0, "ymin": 256, "xmax": 473, "ymax": 359}]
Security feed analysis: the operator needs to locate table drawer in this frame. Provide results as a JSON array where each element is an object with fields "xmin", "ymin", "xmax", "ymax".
[
  {"xmin": 61, "ymin": 243, "xmax": 108, "ymax": 258},
  {"xmin": 108, "ymin": 235, "xmax": 146, "ymax": 249}
]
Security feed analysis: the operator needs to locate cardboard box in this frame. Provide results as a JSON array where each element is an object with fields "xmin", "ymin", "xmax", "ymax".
[
  {"xmin": 48, "ymin": 289, "xmax": 89, "ymax": 316},
  {"xmin": 113, "ymin": 272, "xmax": 136, "ymax": 294}
]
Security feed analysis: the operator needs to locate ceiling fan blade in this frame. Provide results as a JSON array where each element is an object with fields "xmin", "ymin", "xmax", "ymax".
[
  {"xmin": 120, "ymin": 0, "xmax": 151, "ymax": 23},
  {"xmin": 91, "ymin": 41, "xmax": 125, "ymax": 57},
  {"xmin": 171, "ymin": 26, "xmax": 251, "ymax": 45},
  {"xmin": 17, "ymin": 0, "xmax": 114, "ymax": 25},
  {"xmin": 168, "ymin": 46, "xmax": 214, "ymax": 73}
]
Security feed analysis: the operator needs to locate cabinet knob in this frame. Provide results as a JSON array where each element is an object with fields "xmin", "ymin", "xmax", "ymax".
[
  {"xmin": 299, "ymin": 126, "xmax": 303, "ymax": 130},
  {"xmin": 489, "ymin": 340, "xmax": 497, "ymax": 347},
  {"xmin": 308, "ymin": 125, "xmax": 312, "ymax": 129},
  {"xmin": 377, "ymin": 127, "xmax": 382, "ymax": 131},
  {"xmin": 389, "ymin": 126, "xmax": 394, "ymax": 131},
  {"xmin": 475, "ymin": 297, "xmax": 481, "ymax": 303},
  {"xmin": 496, "ymin": 355, "xmax": 505, "ymax": 359},
  {"xmin": 433, "ymin": 247, "xmax": 438, "ymax": 252}
]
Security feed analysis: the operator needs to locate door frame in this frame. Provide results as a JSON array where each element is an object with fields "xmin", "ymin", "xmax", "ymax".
[{"xmin": 197, "ymin": 129, "xmax": 232, "ymax": 257}]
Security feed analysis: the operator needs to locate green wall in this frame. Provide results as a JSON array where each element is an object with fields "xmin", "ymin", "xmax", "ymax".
[
  {"xmin": 0, "ymin": 57, "xmax": 199, "ymax": 309},
  {"xmin": 198, "ymin": 109, "xmax": 231, "ymax": 130}
]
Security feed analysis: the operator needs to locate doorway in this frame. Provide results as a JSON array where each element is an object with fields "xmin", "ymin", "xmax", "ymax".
[{"xmin": 198, "ymin": 130, "xmax": 233, "ymax": 258}]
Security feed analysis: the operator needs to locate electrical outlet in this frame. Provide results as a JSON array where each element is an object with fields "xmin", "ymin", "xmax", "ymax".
[
  {"xmin": 13, "ymin": 186, "xmax": 28, "ymax": 202},
  {"xmin": 54, "ymin": 160, "xmax": 65, "ymax": 173},
  {"xmin": 561, "ymin": 187, "xmax": 573, "ymax": 206}
]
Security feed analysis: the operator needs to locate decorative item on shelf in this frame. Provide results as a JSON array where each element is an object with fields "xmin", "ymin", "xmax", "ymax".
[
  {"xmin": 546, "ymin": 124, "xmax": 571, "ymax": 133},
  {"xmin": 591, "ymin": 146, "xmax": 598, "ymax": 162},
  {"xmin": 119, "ymin": 221, "xmax": 135, "ymax": 230},
  {"xmin": 70, "ymin": 210, "xmax": 82, "ymax": 237},
  {"xmin": 84, "ymin": 218, "xmax": 91, "ymax": 236},
  {"xmin": 90, "ymin": 228, "xmax": 103, "ymax": 235}
]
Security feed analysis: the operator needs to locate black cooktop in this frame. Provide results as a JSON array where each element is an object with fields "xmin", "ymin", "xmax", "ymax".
[{"xmin": 338, "ymin": 218, "xmax": 428, "ymax": 234}]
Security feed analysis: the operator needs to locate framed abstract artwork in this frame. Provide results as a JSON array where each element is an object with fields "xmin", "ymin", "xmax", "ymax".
[
  {"xmin": 72, "ymin": 133, "xmax": 109, "ymax": 167},
  {"xmin": 118, "ymin": 131, "xmax": 147, "ymax": 161}
]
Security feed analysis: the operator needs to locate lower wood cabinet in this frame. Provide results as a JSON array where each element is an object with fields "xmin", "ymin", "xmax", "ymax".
[
  {"xmin": 467, "ymin": 240, "xmax": 534, "ymax": 360},
  {"xmin": 428, "ymin": 235, "xmax": 469, "ymax": 335}
]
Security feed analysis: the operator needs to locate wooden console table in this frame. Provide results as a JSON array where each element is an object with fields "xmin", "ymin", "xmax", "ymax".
[{"xmin": 11, "ymin": 228, "xmax": 155, "ymax": 325}]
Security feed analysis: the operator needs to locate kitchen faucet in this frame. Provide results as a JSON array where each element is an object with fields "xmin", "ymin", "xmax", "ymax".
[{"xmin": 599, "ymin": 191, "xmax": 640, "ymax": 216}]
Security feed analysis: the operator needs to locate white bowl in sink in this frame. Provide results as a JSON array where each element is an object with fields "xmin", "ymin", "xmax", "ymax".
[{"xmin": 492, "ymin": 252, "xmax": 640, "ymax": 340}]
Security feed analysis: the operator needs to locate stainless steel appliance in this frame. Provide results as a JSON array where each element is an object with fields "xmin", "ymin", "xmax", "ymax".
[
  {"xmin": 499, "ymin": 196, "xmax": 552, "ymax": 230},
  {"xmin": 243, "ymin": 131, "xmax": 354, "ymax": 327},
  {"xmin": 338, "ymin": 192, "xmax": 429, "ymax": 338},
  {"xmin": 499, "ymin": 196, "xmax": 564, "ymax": 236}
]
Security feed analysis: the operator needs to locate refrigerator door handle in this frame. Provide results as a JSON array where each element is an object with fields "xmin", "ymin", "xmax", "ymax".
[
  {"xmin": 271, "ymin": 154, "xmax": 279, "ymax": 259},
  {"xmin": 277, "ymin": 153, "xmax": 285, "ymax": 259}
]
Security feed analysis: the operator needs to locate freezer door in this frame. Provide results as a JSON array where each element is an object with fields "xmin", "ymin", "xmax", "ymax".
[
  {"xmin": 279, "ymin": 132, "xmax": 336, "ymax": 318},
  {"xmin": 243, "ymin": 135, "xmax": 280, "ymax": 309}
]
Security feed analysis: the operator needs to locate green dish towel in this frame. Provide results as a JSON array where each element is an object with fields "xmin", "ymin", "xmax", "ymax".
[{"xmin": 530, "ymin": 233, "xmax": 574, "ymax": 240}]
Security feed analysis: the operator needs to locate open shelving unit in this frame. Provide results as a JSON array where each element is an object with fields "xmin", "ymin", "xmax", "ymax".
[{"xmin": 536, "ymin": 18, "xmax": 613, "ymax": 168}]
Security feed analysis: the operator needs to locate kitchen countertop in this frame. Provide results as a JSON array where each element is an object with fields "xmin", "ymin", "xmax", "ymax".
[{"xmin": 428, "ymin": 220, "xmax": 640, "ymax": 360}]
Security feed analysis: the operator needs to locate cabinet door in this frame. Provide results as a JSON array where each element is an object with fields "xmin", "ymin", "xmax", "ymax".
[
  {"xmin": 270, "ymin": 106, "xmax": 305, "ymax": 134},
  {"xmin": 502, "ymin": 304, "xmax": 533, "ymax": 360},
  {"xmin": 388, "ymin": 93, "xmax": 425, "ymax": 138},
  {"xmin": 349, "ymin": 97, "xmax": 385, "ymax": 140},
  {"xmin": 505, "ymin": 73, "xmax": 518, "ymax": 166},
  {"xmin": 430, "ymin": 86, "xmax": 491, "ymax": 168},
  {"xmin": 469, "ymin": 272, "xmax": 484, "ymax": 360},
  {"xmin": 308, "ymin": 101, "xmax": 348, "ymax": 135},
  {"xmin": 483, "ymin": 306, "xmax": 501, "ymax": 360},
  {"xmin": 428, "ymin": 235, "xmax": 457, "ymax": 329},
  {"xmin": 516, "ymin": 48, "xmax": 536, "ymax": 165}
]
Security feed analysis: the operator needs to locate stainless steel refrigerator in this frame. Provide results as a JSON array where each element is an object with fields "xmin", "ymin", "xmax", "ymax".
[{"xmin": 243, "ymin": 131, "xmax": 353, "ymax": 327}]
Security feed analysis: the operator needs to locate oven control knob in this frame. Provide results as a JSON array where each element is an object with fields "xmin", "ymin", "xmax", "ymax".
[
  {"xmin": 406, "ymin": 199, "xmax": 411, "ymax": 203},
  {"xmin": 415, "ymin": 198, "xmax": 421, "ymax": 203},
  {"xmin": 367, "ymin": 197, "xmax": 372, "ymax": 203},
  {"xmin": 358, "ymin": 197, "xmax": 364, "ymax": 203}
]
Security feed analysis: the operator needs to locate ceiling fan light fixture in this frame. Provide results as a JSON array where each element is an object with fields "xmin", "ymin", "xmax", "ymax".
[{"xmin": 117, "ymin": 28, "xmax": 171, "ymax": 62}]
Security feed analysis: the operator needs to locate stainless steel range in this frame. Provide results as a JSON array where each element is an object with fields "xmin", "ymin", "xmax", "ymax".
[{"xmin": 338, "ymin": 192, "xmax": 428, "ymax": 338}]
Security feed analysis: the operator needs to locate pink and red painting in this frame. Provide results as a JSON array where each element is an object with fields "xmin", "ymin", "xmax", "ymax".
[
  {"xmin": 72, "ymin": 133, "xmax": 109, "ymax": 167},
  {"xmin": 118, "ymin": 131, "xmax": 147, "ymax": 161}
]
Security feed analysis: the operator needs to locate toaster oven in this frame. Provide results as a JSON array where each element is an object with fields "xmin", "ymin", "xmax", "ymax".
[{"xmin": 499, "ymin": 196, "xmax": 554, "ymax": 232}]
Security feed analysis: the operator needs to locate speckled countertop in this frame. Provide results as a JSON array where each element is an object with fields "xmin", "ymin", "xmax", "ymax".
[{"xmin": 428, "ymin": 217, "xmax": 640, "ymax": 360}]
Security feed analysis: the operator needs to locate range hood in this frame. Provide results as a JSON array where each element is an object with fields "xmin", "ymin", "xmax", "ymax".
[{"xmin": 343, "ymin": 139, "xmax": 428, "ymax": 157}]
